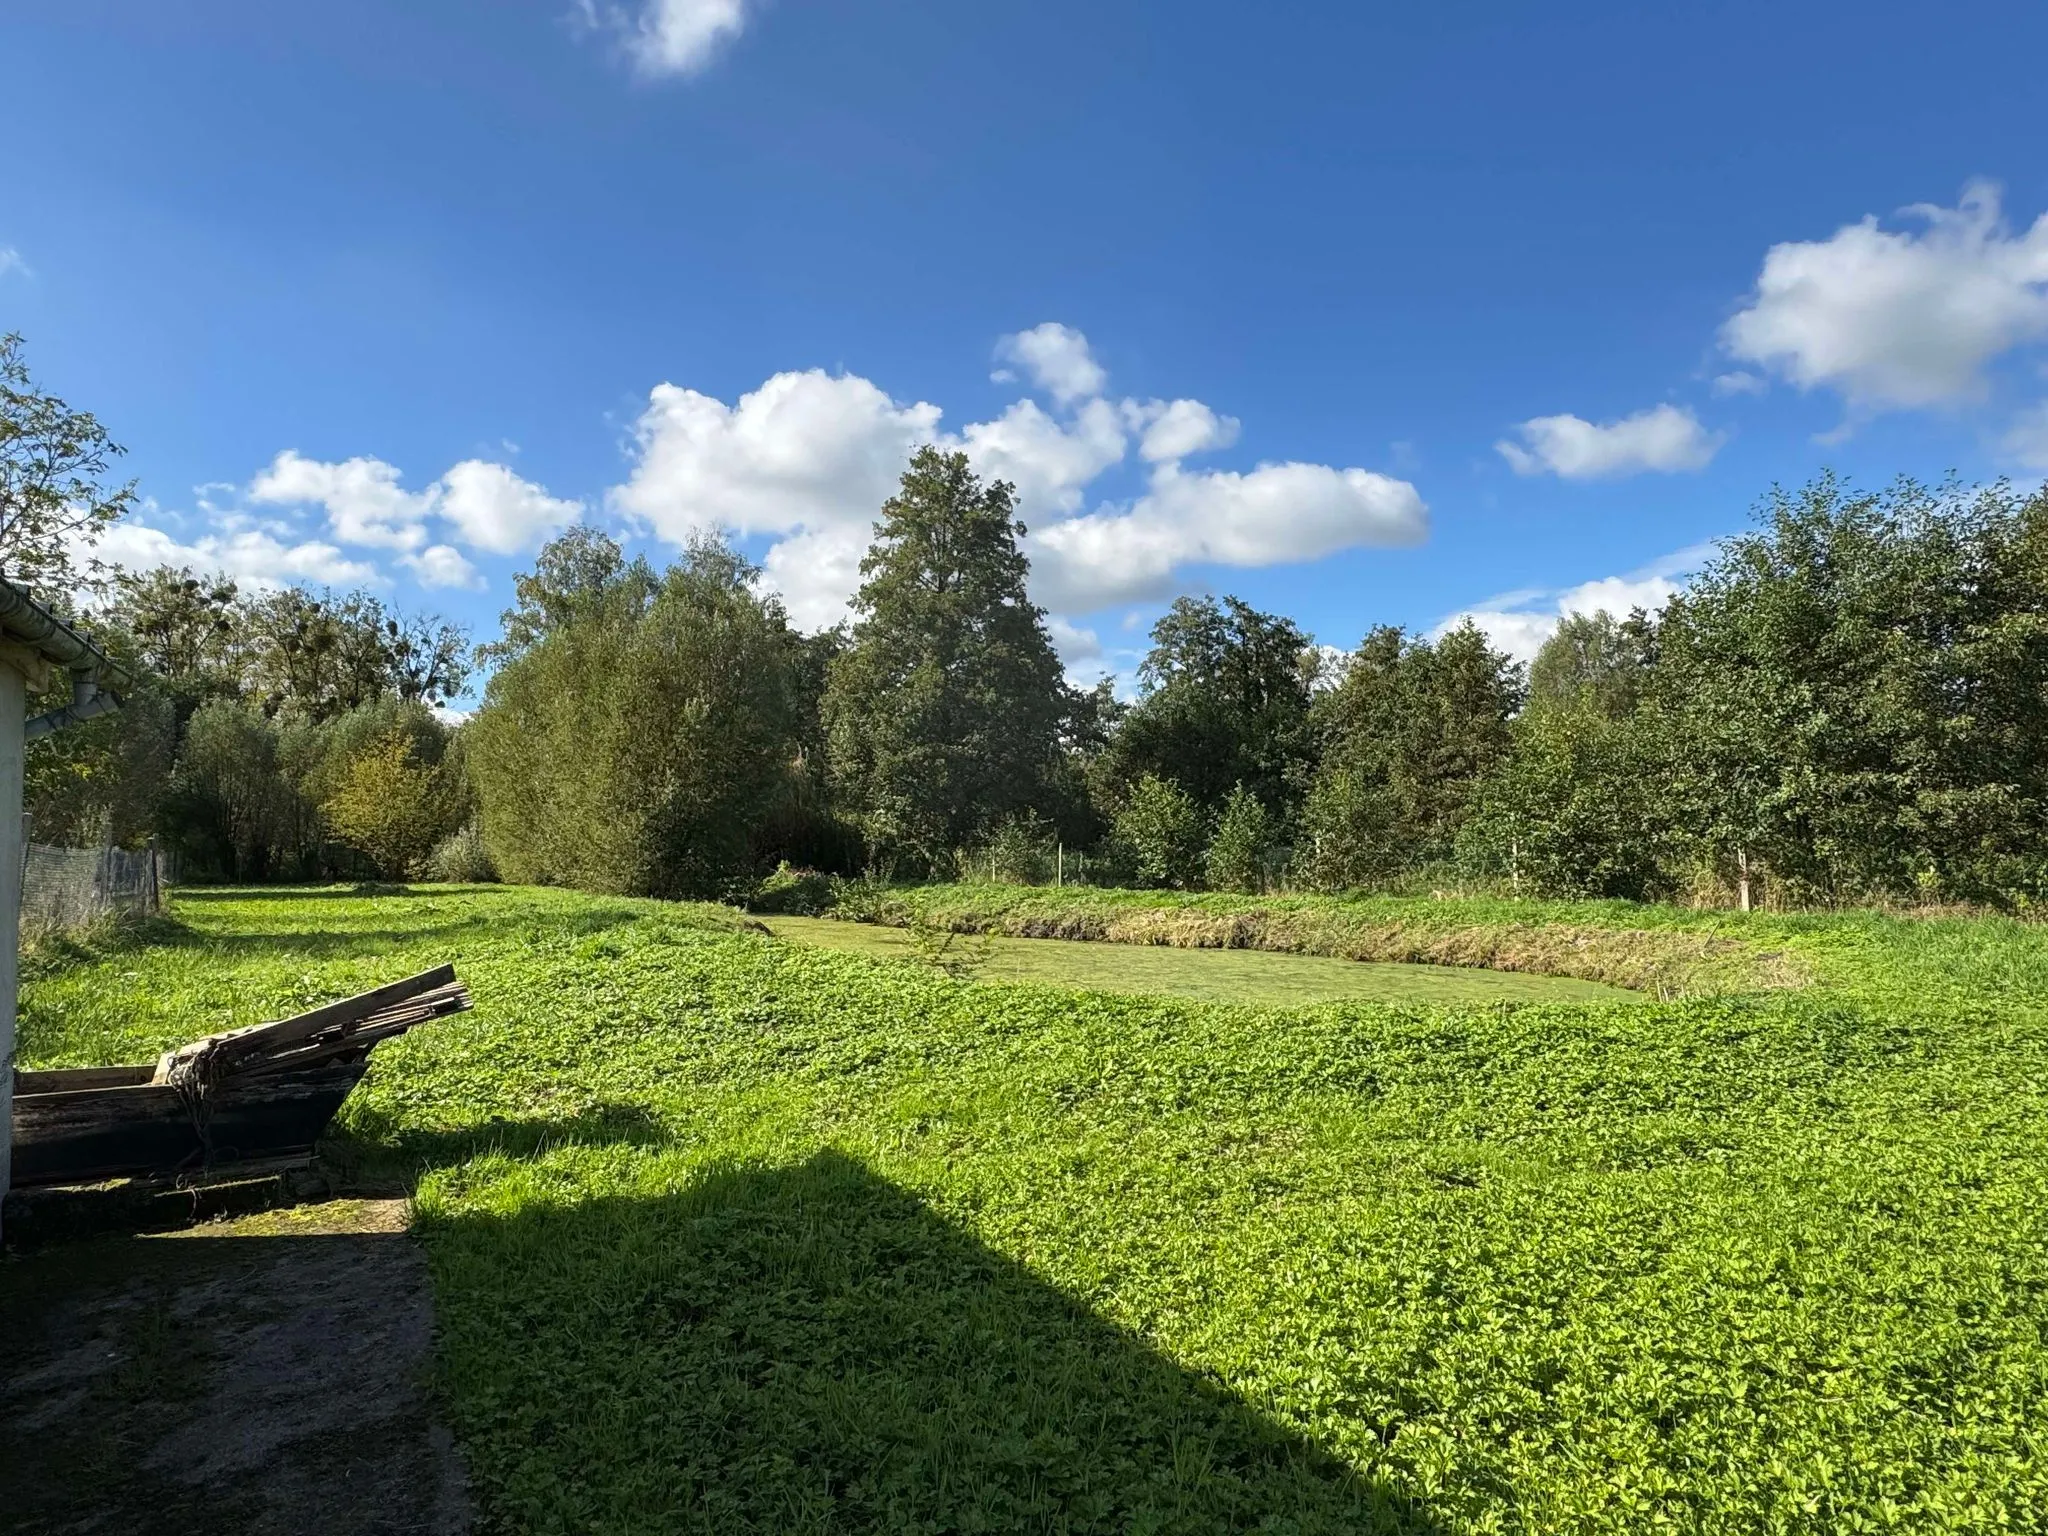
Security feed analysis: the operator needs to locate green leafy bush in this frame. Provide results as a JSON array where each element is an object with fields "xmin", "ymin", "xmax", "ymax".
[
  {"xmin": 1204, "ymin": 784, "xmax": 1278, "ymax": 893},
  {"xmin": 1113, "ymin": 773, "xmax": 1206, "ymax": 889},
  {"xmin": 424, "ymin": 818, "xmax": 499, "ymax": 884},
  {"xmin": 747, "ymin": 862, "xmax": 836, "ymax": 915}
]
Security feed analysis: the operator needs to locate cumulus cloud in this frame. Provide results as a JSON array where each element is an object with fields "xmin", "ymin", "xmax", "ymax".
[
  {"xmin": 610, "ymin": 370, "xmax": 942, "ymax": 545},
  {"xmin": 1125, "ymin": 398, "xmax": 1240, "ymax": 462},
  {"xmin": 1712, "ymin": 370, "xmax": 1766, "ymax": 397},
  {"xmin": 437, "ymin": 459, "xmax": 582, "ymax": 554},
  {"xmin": 1029, "ymin": 461, "xmax": 1427, "ymax": 613},
  {"xmin": 1438, "ymin": 546, "xmax": 1711, "ymax": 667},
  {"xmin": 957, "ymin": 398, "xmax": 1127, "ymax": 518},
  {"xmin": 249, "ymin": 449, "xmax": 578, "ymax": 583},
  {"xmin": 994, "ymin": 323, "xmax": 1108, "ymax": 406},
  {"xmin": 576, "ymin": 0, "xmax": 749, "ymax": 79},
  {"xmin": 1045, "ymin": 616, "xmax": 1104, "ymax": 667},
  {"xmin": 401, "ymin": 544, "xmax": 485, "ymax": 591},
  {"xmin": 2002, "ymin": 401, "xmax": 2048, "ymax": 470},
  {"xmin": 89, "ymin": 519, "xmax": 382, "ymax": 592},
  {"xmin": 609, "ymin": 329, "xmax": 1429, "ymax": 626},
  {"xmin": 1497, "ymin": 404, "xmax": 1722, "ymax": 479},
  {"xmin": 1723, "ymin": 181, "xmax": 2048, "ymax": 411},
  {"xmin": 250, "ymin": 451, "xmax": 431, "ymax": 551}
]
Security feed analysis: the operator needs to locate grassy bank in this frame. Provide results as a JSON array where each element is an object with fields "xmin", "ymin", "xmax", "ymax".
[
  {"xmin": 760, "ymin": 914, "xmax": 1641, "ymax": 1005},
  {"xmin": 834, "ymin": 880, "xmax": 2048, "ymax": 1003},
  {"xmin": 18, "ymin": 885, "xmax": 2048, "ymax": 1530}
]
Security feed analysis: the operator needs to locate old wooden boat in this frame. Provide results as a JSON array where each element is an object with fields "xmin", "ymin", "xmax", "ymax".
[{"xmin": 10, "ymin": 964, "xmax": 469, "ymax": 1188}]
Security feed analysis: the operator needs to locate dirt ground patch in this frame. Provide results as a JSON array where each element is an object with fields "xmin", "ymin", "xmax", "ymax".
[{"xmin": 0, "ymin": 1198, "xmax": 470, "ymax": 1536}]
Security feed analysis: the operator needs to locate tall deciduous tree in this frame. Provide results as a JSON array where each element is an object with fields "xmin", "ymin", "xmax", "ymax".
[
  {"xmin": 1300, "ymin": 621, "xmax": 1522, "ymax": 889},
  {"xmin": 469, "ymin": 535, "xmax": 798, "ymax": 898},
  {"xmin": 1653, "ymin": 474, "xmax": 2048, "ymax": 905},
  {"xmin": 823, "ymin": 447, "xmax": 1067, "ymax": 869},
  {"xmin": 0, "ymin": 333, "xmax": 136, "ymax": 594},
  {"xmin": 1101, "ymin": 595, "xmax": 1318, "ymax": 821},
  {"xmin": 1527, "ymin": 609, "xmax": 1654, "ymax": 718}
]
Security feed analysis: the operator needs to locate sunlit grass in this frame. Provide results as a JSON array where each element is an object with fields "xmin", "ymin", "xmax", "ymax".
[
  {"xmin": 21, "ymin": 884, "xmax": 2048, "ymax": 1530},
  {"xmin": 760, "ymin": 913, "xmax": 1641, "ymax": 1005}
]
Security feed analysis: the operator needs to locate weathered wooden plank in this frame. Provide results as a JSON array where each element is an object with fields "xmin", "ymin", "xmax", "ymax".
[
  {"xmin": 12, "ymin": 965, "xmax": 465, "ymax": 1188},
  {"xmin": 14, "ymin": 1064, "xmax": 155, "ymax": 1094},
  {"xmin": 10, "ymin": 1064, "xmax": 370, "ymax": 1187},
  {"xmin": 198, "ymin": 963, "xmax": 457, "ymax": 1072}
]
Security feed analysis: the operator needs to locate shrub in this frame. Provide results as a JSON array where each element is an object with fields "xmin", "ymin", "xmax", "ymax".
[
  {"xmin": 425, "ymin": 818, "xmax": 499, "ymax": 884},
  {"xmin": 748, "ymin": 862, "xmax": 837, "ymax": 915},
  {"xmin": 322, "ymin": 729, "xmax": 447, "ymax": 880},
  {"xmin": 1204, "ymin": 785, "xmax": 1278, "ymax": 894},
  {"xmin": 976, "ymin": 812, "xmax": 1059, "ymax": 885},
  {"xmin": 1112, "ymin": 774, "xmax": 1206, "ymax": 889}
]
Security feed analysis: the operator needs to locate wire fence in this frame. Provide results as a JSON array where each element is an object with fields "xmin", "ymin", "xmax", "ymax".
[{"xmin": 20, "ymin": 842, "xmax": 172, "ymax": 932}]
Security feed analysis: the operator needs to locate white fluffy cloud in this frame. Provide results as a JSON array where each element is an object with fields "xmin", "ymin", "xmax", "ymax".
[
  {"xmin": 402, "ymin": 544, "xmax": 485, "ymax": 591},
  {"xmin": 578, "ymin": 0, "xmax": 749, "ymax": 78},
  {"xmin": 957, "ymin": 398, "xmax": 1127, "ymax": 518},
  {"xmin": 1126, "ymin": 398, "xmax": 1240, "ymax": 462},
  {"xmin": 993, "ymin": 323, "xmax": 1109, "ymax": 406},
  {"xmin": 1497, "ymin": 404, "xmax": 1722, "ymax": 479},
  {"xmin": 1439, "ymin": 547, "xmax": 1711, "ymax": 666},
  {"xmin": 609, "ymin": 333, "xmax": 1429, "ymax": 628},
  {"xmin": 1029, "ymin": 461, "xmax": 1427, "ymax": 613},
  {"xmin": 250, "ymin": 451, "xmax": 430, "ymax": 551},
  {"xmin": 2003, "ymin": 401, "xmax": 2048, "ymax": 470},
  {"xmin": 1723, "ymin": 182, "xmax": 2048, "ymax": 411},
  {"xmin": 611, "ymin": 370, "xmax": 942, "ymax": 542},
  {"xmin": 249, "ymin": 449, "xmax": 577, "ymax": 585},
  {"xmin": 437, "ymin": 459, "xmax": 583, "ymax": 555},
  {"xmin": 88, "ymin": 519, "xmax": 381, "ymax": 592}
]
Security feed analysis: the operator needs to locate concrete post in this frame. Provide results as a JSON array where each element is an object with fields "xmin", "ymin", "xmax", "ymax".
[{"xmin": 0, "ymin": 662, "xmax": 25, "ymax": 1235}]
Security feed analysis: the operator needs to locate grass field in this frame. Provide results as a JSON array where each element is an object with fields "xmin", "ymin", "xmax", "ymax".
[
  {"xmin": 17, "ymin": 884, "xmax": 2048, "ymax": 1532},
  {"xmin": 760, "ymin": 914, "xmax": 1641, "ymax": 1005}
]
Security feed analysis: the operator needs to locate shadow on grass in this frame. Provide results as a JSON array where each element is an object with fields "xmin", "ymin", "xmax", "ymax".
[
  {"xmin": 422, "ymin": 1148, "xmax": 1442, "ymax": 1534},
  {"xmin": 327, "ymin": 1100, "xmax": 671, "ymax": 1189},
  {"xmin": 134, "ymin": 907, "xmax": 648, "ymax": 962}
]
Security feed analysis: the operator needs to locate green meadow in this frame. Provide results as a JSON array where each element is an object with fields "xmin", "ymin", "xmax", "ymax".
[{"xmin": 18, "ymin": 884, "xmax": 2048, "ymax": 1532}]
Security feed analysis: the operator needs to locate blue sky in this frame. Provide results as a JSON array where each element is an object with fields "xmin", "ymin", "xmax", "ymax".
[{"xmin": 5, "ymin": 0, "xmax": 2047, "ymax": 694}]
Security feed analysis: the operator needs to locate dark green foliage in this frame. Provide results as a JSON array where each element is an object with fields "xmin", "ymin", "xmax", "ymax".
[
  {"xmin": 1101, "ymin": 595, "xmax": 1317, "ymax": 820},
  {"xmin": 469, "ymin": 534, "xmax": 798, "ymax": 899},
  {"xmin": 480, "ymin": 522, "xmax": 656, "ymax": 664},
  {"xmin": 1205, "ymin": 783, "xmax": 1278, "ymax": 893},
  {"xmin": 1301, "ymin": 622, "xmax": 1522, "ymax": 889},
  {"xmin": 823, "ymin": 448, "xmax": 1068, "ymax": 870},
  {"xmin": 1652, "ymin": 475, "xmax": 2048, "ymax": 905},
  {"xmin": 1112, "ymin": 773, "xmax": 1206, "ymax": 888},
  {"xmin": 1459, "ymin": 700, "xmax": 1670, "ymax": 899},
  {"xmin": 747, "ymin": 861, "xmax": 836, "ymax": 915}
]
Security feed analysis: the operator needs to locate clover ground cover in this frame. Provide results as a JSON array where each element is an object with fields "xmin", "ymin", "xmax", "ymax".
[{"xmin": 18, "ymin": 886, "xmax": 2048, "ymax": 1531}]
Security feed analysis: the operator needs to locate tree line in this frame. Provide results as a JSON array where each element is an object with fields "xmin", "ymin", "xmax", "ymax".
[{"xmin": 10, "ymin": 334, "xmax": 2048, "ymax": 910}]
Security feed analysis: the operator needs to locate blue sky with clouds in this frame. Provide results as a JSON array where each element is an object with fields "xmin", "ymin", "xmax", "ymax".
[{"xmin": 4, "ymin": 0, "xmax": 2047, "ymax": 693}]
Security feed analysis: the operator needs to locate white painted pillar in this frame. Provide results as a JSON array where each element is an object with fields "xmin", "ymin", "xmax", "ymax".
[{"xmin": 0, "ymin": 662, "xmax": 25, "ymax": 1236}]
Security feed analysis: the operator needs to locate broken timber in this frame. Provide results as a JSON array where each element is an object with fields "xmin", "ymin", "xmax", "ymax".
[{"xmin": 8, "ymin": 965, "xmax": 469, "ymax": 1188}]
